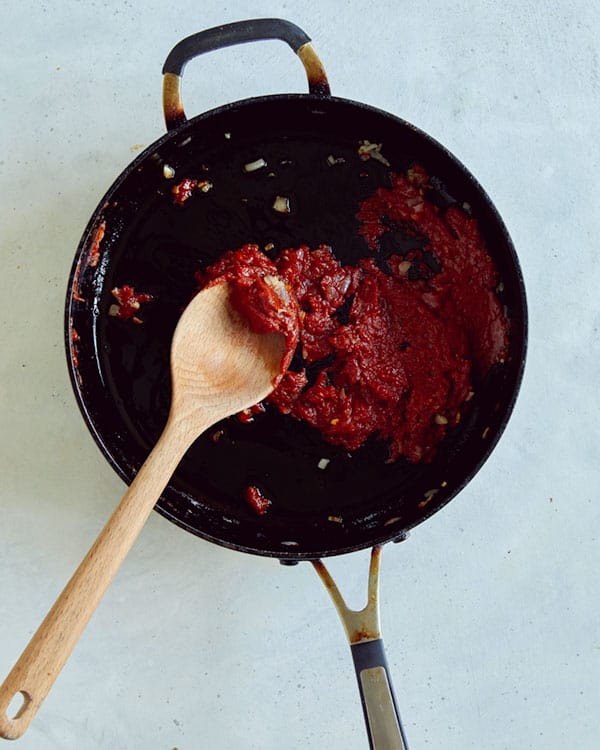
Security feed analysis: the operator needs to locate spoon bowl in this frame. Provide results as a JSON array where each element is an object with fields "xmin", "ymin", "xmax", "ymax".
[{"xmin": 169, "ymin": 281, "xmax": 288, "ymax": 433}]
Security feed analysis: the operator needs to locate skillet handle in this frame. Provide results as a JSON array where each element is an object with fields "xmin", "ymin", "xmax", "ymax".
[
  {"xmin": 162, "ymin": 18, "xmax": 330, "ymax": 130},
  {"xmin": 352, "ymin": 639, "xmax": 409, "ymax": 750},
  {"xmin": 312, "ymin": 547, "xmax": 410, "ymax": 750}
]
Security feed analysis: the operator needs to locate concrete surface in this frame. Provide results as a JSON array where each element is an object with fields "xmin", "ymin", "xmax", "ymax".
[{"xmin": 1, "ymin": 1, "xmax": 599, "ymax": 748}]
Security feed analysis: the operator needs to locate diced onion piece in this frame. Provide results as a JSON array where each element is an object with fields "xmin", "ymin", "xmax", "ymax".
[
  {"xmin": 358, "ymin": 139, "xmax": 391, "ymax": 166},
  {"xmin": 263, "ymin": 274, "xmax": 290, "ymax": 304},
  {"xmin": 244, "ymin": 158, "xmax": 267, "ymax": 172},
  {"xmin": 418, "ymin": 488, "xmax": 439, "ymax": 508},
  {"xmin": 370, "ymin": 149, "xmax": 391, "ymax": 166},
  {"xmin": 273, "ymin": 195, "xmax": 290, "ymax": 213},
  {"xmin": 318, "ymin": 458, "xmax": 330, "ymax": 470},
  {"xmin": 163, "ymin": 164, "xmax": 175, "ymax": 179}
]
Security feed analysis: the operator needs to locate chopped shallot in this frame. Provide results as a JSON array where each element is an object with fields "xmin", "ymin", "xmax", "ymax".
[
  {"xmin": 358, "ymin": 140, "xmax": 391, "ymax": 167},
  {"xmin": 244, "ymin": 158, "xmax": 267, "ymax": 172},
  {"xmin": 264, "ymin": 274, "xmax": 290, "ymax": 304},
  {"xmin": 273, "ymin": 195, "xmax": 291, "ymax": 213}
]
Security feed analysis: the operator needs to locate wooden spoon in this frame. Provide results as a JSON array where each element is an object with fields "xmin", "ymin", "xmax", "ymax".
[{"xmin": 0, "ymin": 281, "xmax": 288, "ymax": 740}]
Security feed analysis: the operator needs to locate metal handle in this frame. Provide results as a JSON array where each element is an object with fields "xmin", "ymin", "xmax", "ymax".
[
  {"xmin": 313, "ymin": 547, "xmax": 409, "ymax": 750},
  {"xmin": 162, "ymin": 18, "xmax": 330, "ymax": 130}
]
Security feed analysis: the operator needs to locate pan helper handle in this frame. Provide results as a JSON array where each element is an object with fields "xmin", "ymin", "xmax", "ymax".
[
  {"xmin": 161, "ymin": 18, "xmax": 330, "ymax": 130},
  {"xmin": 312, "ymin": 547, "xmax": 410, "ymax": 750}
]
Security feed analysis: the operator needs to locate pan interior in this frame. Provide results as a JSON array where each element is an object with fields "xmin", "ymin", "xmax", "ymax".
[{"xmin": 67, "ymin": 96, "xmax": 526, "ymax": 558}]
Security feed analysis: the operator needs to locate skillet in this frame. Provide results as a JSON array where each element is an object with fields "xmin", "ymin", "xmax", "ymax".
[{"xmin": 64, "ymin": 19, "xmax": 527, "ymax": 747}]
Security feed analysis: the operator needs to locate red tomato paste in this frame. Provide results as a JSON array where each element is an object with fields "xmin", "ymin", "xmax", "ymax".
[
  {"xmin": 195, "ymin": 244, "xmax": 300, "ymax": 379},
  {"xmin": 356, "ymin": 165, "xmax": 508, "ymax": 373},
  {"xmin": 197, "ymin": 166, "xmax": 509, "ymax": 464}
]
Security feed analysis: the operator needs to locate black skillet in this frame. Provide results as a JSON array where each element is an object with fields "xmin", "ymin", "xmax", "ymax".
[{"xmin": 65, "ymin": 19, "xmax": 527, "ymax": 749}]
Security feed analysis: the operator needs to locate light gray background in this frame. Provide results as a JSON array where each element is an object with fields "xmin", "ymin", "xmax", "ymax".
[{"xmin": 1, "ymin": 1, "xmax": 598, "ymax": 748}]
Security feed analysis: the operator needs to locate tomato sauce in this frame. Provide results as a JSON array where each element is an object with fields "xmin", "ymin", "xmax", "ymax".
[
  {"xmin": 197, "ymin": 166, "xmax": 509, "ymax": 464},
  {"xmin": 356, "ymin": 165, "xmax": 508, "ymax": 372},
  {"xmin": 195, "ymin": 243, "xmax": 300, "ymax": 379}
]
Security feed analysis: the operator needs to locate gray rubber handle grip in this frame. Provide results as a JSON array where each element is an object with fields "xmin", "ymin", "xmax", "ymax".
[{"xmin": 351, "ymin": 639, "xmax": 409, "ymax": 750}]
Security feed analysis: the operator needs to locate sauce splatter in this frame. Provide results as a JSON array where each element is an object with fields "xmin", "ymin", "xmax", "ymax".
[
  {"xmin": 171, "ymin": 177, "xmax": 198, "ymax": 205},
  {"xmin": 88, "ymin": 221, "xmax": 106, "ymax": 268},
  {"xmin": 109, "ymin": 285, "xmax": 154, "ymax": 324},
  {"xmin": 244, "ymin": 485, "xmax": 271, "ymax": 515}
]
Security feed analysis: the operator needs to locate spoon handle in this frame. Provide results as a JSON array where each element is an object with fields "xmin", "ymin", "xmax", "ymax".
[{"xmin": 0, "ymin": 415, "xmax": 196, "ymax": 740}]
